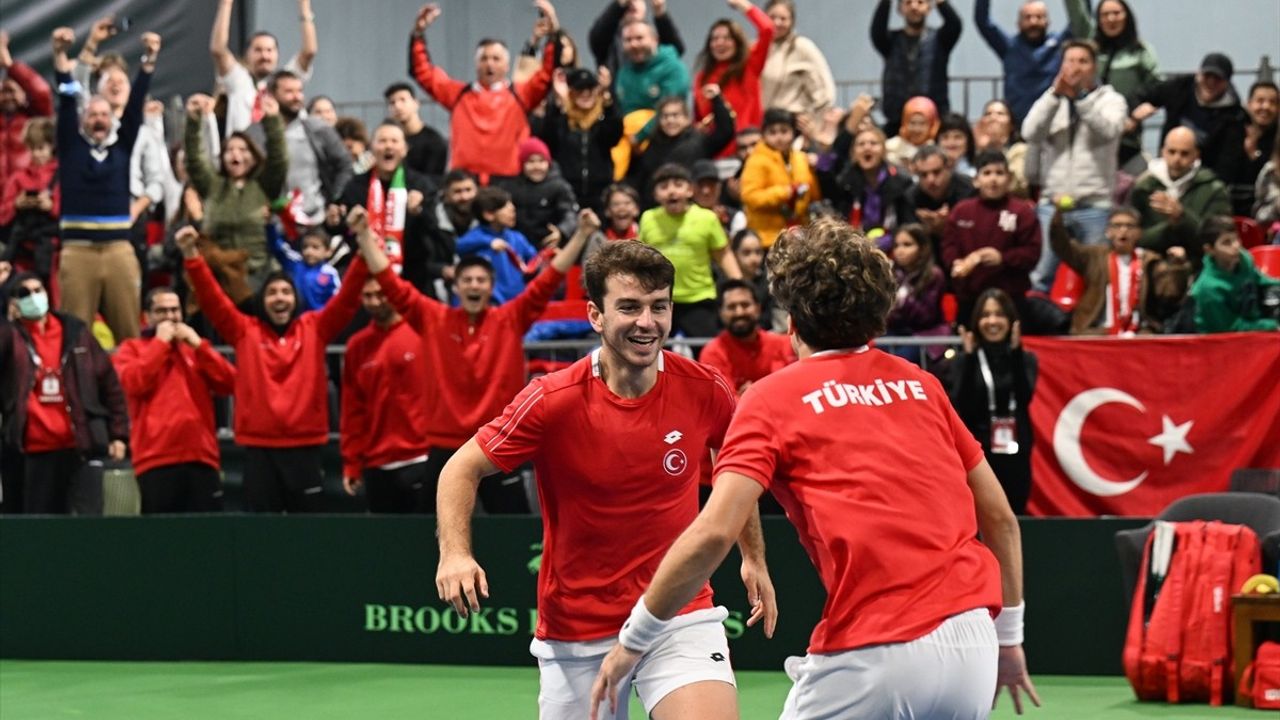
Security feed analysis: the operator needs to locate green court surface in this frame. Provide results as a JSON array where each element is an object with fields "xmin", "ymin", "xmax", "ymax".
[{"xmin": 0, "ymin": 661, "xmax": 1268, "ymax": 719}]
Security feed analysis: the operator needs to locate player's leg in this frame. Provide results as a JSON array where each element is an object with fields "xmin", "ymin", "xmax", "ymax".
[
  {"xmin": 537, "ymin": 654, "xmax": 632, "ymax": 720},
  {"xmin": 632, "ymin": 610, "xmax": 738, "ymax": 720}
]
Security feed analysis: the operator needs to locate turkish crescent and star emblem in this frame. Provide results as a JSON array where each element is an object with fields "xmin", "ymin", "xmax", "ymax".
[{"xmin": 1053, "ymin": 387, "xmax": 1195, "ymax": 498}]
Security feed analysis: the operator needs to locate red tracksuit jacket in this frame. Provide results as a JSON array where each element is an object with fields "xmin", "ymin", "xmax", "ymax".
[{"xmin": 340, "ymin": 318, "xmax": 432, "ymax": 478}]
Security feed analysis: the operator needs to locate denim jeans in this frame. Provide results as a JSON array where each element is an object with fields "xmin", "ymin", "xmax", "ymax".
[{"xmin": 1030, "ymin": 203, "xmax": 1111, "ymax": 292}]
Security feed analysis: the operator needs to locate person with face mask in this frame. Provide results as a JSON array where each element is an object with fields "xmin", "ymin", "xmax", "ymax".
[
  {"xmin": 174, "ymin": 216, "xmax": 368, "ymax": 513},
  {"xmin": 0, "ymin": 274, "xmax": 129, "ymax": 515}
]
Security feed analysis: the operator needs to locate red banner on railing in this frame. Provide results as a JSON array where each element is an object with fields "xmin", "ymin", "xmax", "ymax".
[{"xmin": 1024, "ymin": 334, "xmax": 1280, "ymax": 517}]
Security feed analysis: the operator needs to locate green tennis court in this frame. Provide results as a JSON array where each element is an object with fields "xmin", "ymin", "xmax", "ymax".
[{"xmin": 0, "ymin": 661, "xmax": 1263, "ymax": 719}]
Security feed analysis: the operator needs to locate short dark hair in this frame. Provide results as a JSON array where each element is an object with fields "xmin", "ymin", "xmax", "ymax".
[
  {"xmin": 476, "ymin": 37, "xmax": 507, "ymax": 51},
  {"xmin": 974, "ymin": 149, "xmax": 1008, "ymax": 172},
  {"xmin": 267, "ymin": 69, "xmax": 301, "ymax": 93},
  {"xmin": 584, "ymin": 240, "xmax": 675, "ymax": 308},
  {"xmin": 731, "ymin": 228, "xmax": 761, "ymax": 253},
  {"xmin": 657, "ymin": 96, "xmax": 688, "ymax": 115},
  {"xmin": 444, "ymin": 169, "xmax": 478, "ymax": 188},
  {"xmin": 145, "ymin": 286, "xmax": 180, "ymax": 311},
  {"xmin": 383, "ymin": 82, "xmax": 416, "ymax": 101},
  {"xmin": 8, "ymin": 272, "xmax": 42, "ymax": 299},
  {"xmin": 912, "ymin": 143, "xmax": 949, "ymax": 167},
  {"xmin": 762, "ymin": 108, "xmax": 795, "ymax": 132},
  {"xmin": 455, "ymin": 255, "xmax": 495, "ymax": 280},
  {"xmin": 306, "ymin": 95, "xmax": 333, "ymax": 113},
  {"xmin": 249, "ymin": 31, "xmax": 279, "ymax": 47},
  {"xmin": 1062, "ymin": 38, "xmax": 1098, "ymax": 62},
  {"xmin": 768, "ymin": 219, "xmax": 895, "ymax": 350},
  {"xmin": 936, "ymin": 112, "xmax": 975, "ymax": 164},
  {"xmin": 717, "ymin": 278, "xmax": 758, "ymax": 308},
  {"xmin": 472, "ymin": 186, "xmax": 512, "ymax": 218},
  {"xmin": 651, "ymin": 163, "xmax": 692, "ymax": 189},
  {"xmin": 334, "ymin": 116, "xmax": 368, "ymax": 144},
  {"xmin": 1248, "ymin": 81, "xmax": 1279, "ymax": 102},
  {"xmin": 1109, "ymin": 205, "xmax": 1140, "ymax": 223},
  {"xmin": 602, "ymin": 182, "xmax": 640, "ymax": 209},
  {"xmin": 1199, "ymin": 215, "xmax": 1237, "ymax": 246}
]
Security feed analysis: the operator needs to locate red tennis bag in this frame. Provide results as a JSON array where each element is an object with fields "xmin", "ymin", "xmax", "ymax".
[
  {"xmin": 1239, "ymin": 641, "xmax": 1280, "ymax": 710},
  {"xmin": 1123, "ymin": 520, "xmax": 1261, "ymax": 705}
]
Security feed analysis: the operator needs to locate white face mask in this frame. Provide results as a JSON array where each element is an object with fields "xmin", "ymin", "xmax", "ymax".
[{"xmin": 17, "ymin": 291, "xmax": 49, "ymax": 320}]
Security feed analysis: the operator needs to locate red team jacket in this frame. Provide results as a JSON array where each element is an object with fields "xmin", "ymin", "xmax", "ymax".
[
  {"xmin": 699, "ymin": 328, "xmax": 796, "ymax": 393},
  {"xmin": 340, "ymin": 318, "xmax": 432, "ymax": 478},
  {"xmin": 185, "ymin": 255, "xmax": 367, "ymax": 447},
  {"xmin": 373, "ymin": 265, "xmax": 562, "ymax": 449},
  {"xmin": 113, "ymin": 336, "xmax": 237, "ymax": 475}
]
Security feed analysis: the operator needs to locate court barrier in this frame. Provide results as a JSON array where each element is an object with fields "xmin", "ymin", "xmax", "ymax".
[{"xmin": 0, "ymin": 515, "xmax": 1144, "ymax": 674}]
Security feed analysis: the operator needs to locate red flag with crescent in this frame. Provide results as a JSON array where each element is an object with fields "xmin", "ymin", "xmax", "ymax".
[{"xmin": 1024, "ymin": 333, "xmax": 1280, "ymax": 517}]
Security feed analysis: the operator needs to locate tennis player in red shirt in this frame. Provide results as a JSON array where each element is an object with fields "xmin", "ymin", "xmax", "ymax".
[
  {"xmin": 592, "ymin": 219, "xmax": 1039, "ymax": 718},
  {"xmin": 435, "ymin": 239, "xmax": 776, "ymax": 720}
]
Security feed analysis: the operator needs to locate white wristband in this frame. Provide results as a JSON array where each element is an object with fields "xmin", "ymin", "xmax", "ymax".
[
  {"xmin": 617, "ymin": 597, "xmax": 669, "ymax": 653},
  {"xmin": 994, "ymin": 601, "xmax": 1025, "ymax": 646}
]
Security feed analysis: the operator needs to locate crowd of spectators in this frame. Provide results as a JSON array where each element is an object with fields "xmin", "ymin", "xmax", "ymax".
[{"xmin": 1, "ymin": 0, "xmax": 1278, "ymax": 516}]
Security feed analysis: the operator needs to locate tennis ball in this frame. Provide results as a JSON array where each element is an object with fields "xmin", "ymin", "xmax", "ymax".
[
  {"xmin": 866, "ymin": 227, "xmax": 886, "ymax": 241},
  {"xmin": 1057, "ymin": 195, "xmax": 1075, "ymax": 211}
]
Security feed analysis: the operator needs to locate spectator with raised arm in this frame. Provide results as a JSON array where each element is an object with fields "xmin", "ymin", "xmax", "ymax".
[
  {"xmin": 409, "ymin": 2, "xmax": 558, "ymax": 181},
  {"xmin": 53, "ymin": 27, "xmax": 157, "ymax": 341},
  {"xmin": 589, "ymin": 0, "xmax": 685, "ymax": 73},
  {"xmin": 174, "ymin": 217, "xmax": 368, "ymax": 513},
  {"xmin": 974, "ymin": 1, "xmax": 1072, "ymax": 124},
  {"xmin": 210, "ymin": 0, "xmax": 318, "ymax": 136},
  {"xmin": 818, "ymin": 126, "xmax": 915, "ymax": 241},
  {"xmin": 694, "ymin": 0, "xmax": 774, "ymax": 157},
  {"xmin": 871, "ymin": 0, "xmax": 963, "ymax": 135},
  {"xmin": 628, "ymin": 85, "xmax": 735, "ymax": 206},
  {"xmin": 383, "ymin": 82, "xmax": 449, "ymax": 184},
  {"xmin": 0, "ymin": 118, "xmax": 59, "ymax": 286},
  {"xmin": 614, "ymin": 16, "xmax": 691, "ymax": 116},
  {"xmin": 269, "ymin": 224, "xmax": 339, "ymax": 312},
  {"xmin": 112, "ymin": 287, "xmax": 235, "ymax": 514},
  {"xmin": 538, "ymin": 66, "xmax": 623, "ymax": 216},
  {"xmin": 761, "ymin": 0, "xmax": 836, "ymax": 123},
  {"xmin": 0, "ymin": 30, "xmax": 53, "ymax": 183},
  {"xmin": 1049, "ymin": 205, "xmax": 1159, "ymax": 335}
]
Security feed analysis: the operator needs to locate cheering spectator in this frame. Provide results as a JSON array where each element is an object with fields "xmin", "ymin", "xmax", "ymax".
[
  {"xmin": 761, "ymin": 0, "xmax": 836, "ymax": 122},
  {"xmin": 210, "ymin": 0, "xmax": 318, "ymax": 136},
  {"xmin": 0, "ymin": 273, "xmax": 128, "ymax": 515},
  {"xmin": 886, "ymin": 223, "xmax": 947, "ymax": 364},
  {"xmin": 700, "ymin": 278, "xmax": 795, "ymax": 396},
  {"xmin": 740, "ymin": 108, "xmax": 817, "ymax": 247},
  {"xmin": 1130, "ymin": 127, "xmax": 1231, "ymax": 261},
  {"xmin": 383, "ymin": 82, "xmax": 448, "ymax": 183},
  {"xmin": 885, "ymin": 96, "xmax": 939, "ymax": 168},
  {"xmin": 498, "ymin": 137, "xmax": 578, "ymax": 248},
  {"xmin": 871, "ymin": 0, "xmax": 962, "ymax": 135},
  {"xmin": 185, "ymin": 92, "xmax": 287, "ymax": 292},
  {"xmin": 0, "ymin": 118, "xmax": 59, "ymax": 285},
  {"xmin": 1218, "ymin": 80, "xmax": 1279, "ymax": 216},
  {"xmin": 944, "ymin": 150, "xmax": 1041, "ymax": 323},
  {"xmin": 694, "ymin": 0, "xmax": 774, "ymax": 157},
  {"xmin": 1067, "ymin": 0, "xmax": 1160, "ymax": 169},
  {"xmin": 583, "ymin": 183, "xmax": 641, "ymax": 266},
  {"xmin": 906, "ymin": 144, "xmax": 975, "ymax": 246},
  {"xmin": 246, "ymin": 70, "xmax": 351, "ymax": 227},
  {"xmin": 409, "ymin": 2, "xmax": 557, "ymax": 181},
  {"xmin": 588, "ymin": 0, "xmax": 685, "ymax": 73},
  {"xmin": 819, "ymin": 126, "xmax": 915, "ymax": 240},
  {"xmin": 306, "ymin": 96, "xmax": 337, "ymax": 126},
  {"xmin": 973, "ymin": 99, "xmax": 1029, "ymax": 196},
  {"xmin": 354, "ymin": 206, "xmax": 594, "ymax": 512},
  {"xmin": 112, "ymin": 287, "xmax": 236, "ymax": 514},
  {"xmin": 421, "ymin": 169, "xmax": 479, "ymax": 297},
  {"xmin": 692, "ymin": 159, "xmax": 747, "ymax": 236},
  {"xmin": 0, "ymin": 30, "xmax": 53, "ymax": 183},
  {"xmin": 948, "ymin": 288, "xmax": 1037, "ymax": 513},
  {"xmin": 175, "ymin": 220, "xmax": 368, "ymax": 513},
  {"xmin": 1255, "ymin": 141, "xmax": 1280, "ymax": 231},
  {"xmin": 334, "ymin": 116, "xmax": 373, "ymax": 175},
  {"xmin": 639, "ymin": 163, "xmax": 741, "ymax": 341},
  {"xmin": 974, "ymin": 0, "xmax": 1071, "ymax": 123},
  {"xmin": 1049, "ymin": 206, "xmax": 1157, "ymax": 335},
  {"xmin": 937, "ymin": 112, "xmax": 977, "ymax": 177},
  {"xmin": 53, "ymin": 27, "xmax": 158, "ymax": 341},
  {"xmin": 1189, "ymin": 215, "xmax": 1280, "ymax": 333},
  {"xmin": 729, "ymin": 228, "xmax": 776, "ymax": 329},
  {"xmin": 456, "ymin": 187, "xmax": 538, "ymax": 305},
  {"xmin": 1022, "ymin": 39, "xmax": 1126, "ymax": 292},
  {"xmin": 539, "ymin": 67, "xmax": 622, "ymax": 216},
  {"xmin": 269, "ymin": 224, "xmax": 339, "ymax": 312},
  {"xmin": 628, "ymin": 86, "xmax": 735, "ymax": 206},
  {"xmin": 340, "ymin": 277, "xmax": 433, "ymax": 514},
  {"xmin": 614, "ymin": 16, "xmax": 692, "ymax": 115}
]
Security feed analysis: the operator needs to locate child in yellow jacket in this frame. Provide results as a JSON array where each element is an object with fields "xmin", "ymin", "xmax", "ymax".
[{"xmin": 740, "ymin": 108, "xmax": 818, "ymax": 247}]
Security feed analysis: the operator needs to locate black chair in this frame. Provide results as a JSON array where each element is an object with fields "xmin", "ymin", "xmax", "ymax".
[
  {"xmin": 1115, "ymin": 492, "xmax": 1280, "ymax": 608},
  {"xmin": 1230, "ymin": 468, "xmax": 1280, "ymax": 498}
]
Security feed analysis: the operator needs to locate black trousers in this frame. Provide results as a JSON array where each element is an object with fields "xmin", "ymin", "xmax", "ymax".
[
  {"xmin": 23, "ymin": 449, "xmax": 102, "ymax": 515},
  {"xmin": 423, "ymin": 446, "xmax": 530, "ymax": 514},
  {"xmin": 137, "ymin": 463, "xmax": 224, "ymax": 514},
  {"xmin": 364, "ymin": 460, "xmax": 433, "ymax": 514},
  {"xmin": 673, "ymin": 300, "xmax": 720, "ymax": 353},
  {"xmin": 243, "ymin": 446, "xmax": 325, "ymax": 513}
]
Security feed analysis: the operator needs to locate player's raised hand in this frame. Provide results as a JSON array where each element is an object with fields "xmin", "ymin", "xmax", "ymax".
[
  {"xmin": 590, "ymin": 643, "xmax": 643, "ymax": 718},
  {"xmin": 741, "ymin": 559, "xmax": 778, "ymax": 638},
  {"xmin": 436, "ymin": 554, "xmax": 489, "ymax": 617},
  {"xmin": 994, "ymin": 645, "xmax": 1041, "ymax": 714}
]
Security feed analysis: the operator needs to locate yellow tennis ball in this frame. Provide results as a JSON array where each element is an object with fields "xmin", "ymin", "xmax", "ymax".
[
  {"xmin": 1057, "ymin": 195, "xmax": 1076, "ymax": 211},
  {"xmin": 866, "ymin": 227, "xmax": 886, "ymax": 241}
]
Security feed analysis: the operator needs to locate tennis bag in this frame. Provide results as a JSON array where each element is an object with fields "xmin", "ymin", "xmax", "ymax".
[
  {"xmin": 1122, "ymin": 520, "xmax": 1261, "ymax": 706},
  {"xmin": 1239, "ymin": 641, "xmax": 1280, "ymax": 710}
]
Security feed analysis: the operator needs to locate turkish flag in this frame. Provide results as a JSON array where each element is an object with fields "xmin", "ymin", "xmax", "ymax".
[{"xmin": 1024, "ymin": 333, "xmax": 1280, "ymax": 517}]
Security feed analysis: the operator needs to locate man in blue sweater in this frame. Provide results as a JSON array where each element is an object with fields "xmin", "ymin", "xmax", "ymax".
[
  {"xmin": 973, "ymin": 0, "xmax": 1073, "ymax": 123},
  {"xmin": 51, "ymin": 26, "xmax": 157, "ymax": 341}
]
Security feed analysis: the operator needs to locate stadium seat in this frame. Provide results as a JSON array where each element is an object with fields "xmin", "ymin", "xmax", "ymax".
[
  {"xmin": 941, "ymin": 292, "xmax": 958, "ymax": 325},
  {"xmin": 1235, "ymin": 216, "xmax": 1266, "ymax": 249},
  {"xmin": 1114, "ymin": 493, "xmax": 1280, "ymax": 608},
  {"xmin": 1252, "ymin": 245, "xmax": 1280, "ymax": 279},
  {"xmin": 1050, "ymin": 264, "xmax": 1085, "ymax": 312}
]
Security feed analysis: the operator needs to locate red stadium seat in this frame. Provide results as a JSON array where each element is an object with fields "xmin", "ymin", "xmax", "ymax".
[
  {"xmin": 940, "ymin": 293, "xmax": 958, "ymax": 324},
  {"xmin": 1251, "ymin": 245, "xmax": 1280, "ymax": 279},
  {"xmin": 1236, "ymin": 216, "xmax": 1266, "ymax": 249},
  {"xmin": 1050, "ymin": 264, "xmax": 1085, "ymax": 312}
]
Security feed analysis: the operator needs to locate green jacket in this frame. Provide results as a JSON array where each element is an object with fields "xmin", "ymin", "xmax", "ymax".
[
  {"xmin": 1131, "ymin": 165, "xmax": 1231, "ymax": 255},
  {"xmin": 184, "ymin": 113, "xmax": 288, "ymax": 272},
  {"xmin": 615, "ymin": 45, "xmax": 691, "ymax": 115},
  {"xmin": 1189, "ymin": 251, "xmax": 1279, "ymax": 333}
]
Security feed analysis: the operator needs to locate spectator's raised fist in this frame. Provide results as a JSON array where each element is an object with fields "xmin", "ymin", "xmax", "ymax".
[
  {"xmin": 259, "ymin": 93, "xmax": 279, "ymax": 117},
  {"xmin": 727, "ymin": 0, "xmax": 751, "ymax": 13},
  {"xmin": 51, "ymin": 27, "xmax": 76, "ymax": 55},
  {"xmin": 577, "ymin": 208, "xmax": 601, "ymax": 234},
  {"xmin": 141, "ymin": 32, "xmax": 162, "ymax": 57},
  {"xmin": 534, "ymin": 0, "xmax": 560, "ymax": 31},
  {"xmin": 651, "ymin": 0, "xmax": 668, "ymax": 17},
  {"xmin": 596, "ymin": 66, "xmax": 612, "ymax": 90},
  {"xmin": 702, "ymin": 83, "xmax": 722, "ymax": 100},
  {"xmin": 186, "ymin": 93, "xmax": 213, "ymax": 118},
  {"xmin": 416, "ymin": 4, "xmax": 442, "ymax": 32},
  {"xmin": 346, "ymin": 205, "xmax": 370, "ymax": 235},
  {"xmin": 174, "ymin": 322, "xmax": 203, "ymax": 348},
  {"xmin": 175, "ymin": 225, "xmax": 200, "ymax": 257},
  {"xmin": 0, "ymin": 31, "xmax": 11, "ymax": 69}
]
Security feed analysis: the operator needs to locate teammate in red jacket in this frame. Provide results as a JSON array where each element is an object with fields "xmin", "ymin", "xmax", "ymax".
[
  {"xmin": 176, "ymin": 222, "xmax": 368, "ymax": 513},
  {"xmin": 113, "ymin": 287, "xmax": 236, "ymax": 513},
  {"xmin": 353, "ymin": 205, "xmax": 594, "ymax": 514}
]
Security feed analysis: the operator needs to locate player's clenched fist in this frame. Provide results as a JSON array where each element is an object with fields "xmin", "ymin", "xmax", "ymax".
[{"xmin": 436, "ymin": 554, "xmax": 489, "ymax": 617}]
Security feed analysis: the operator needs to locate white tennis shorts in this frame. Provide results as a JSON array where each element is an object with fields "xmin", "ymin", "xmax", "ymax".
[
  {"xmin": 779, "ymin": 608, "xmax": 999, "ymax": 720},
  {"xmin": 531, "ymin": 606, "xmax": 736, "ymax": 720}
]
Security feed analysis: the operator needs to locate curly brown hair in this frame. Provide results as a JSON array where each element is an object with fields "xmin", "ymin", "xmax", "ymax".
[
  {"xmin": 584, "ymin": 240, "xmax": 675, "ymax": 309},
  {"xmin": 768, "ymin": 218, "xmax": 896, "ymax": 350}
]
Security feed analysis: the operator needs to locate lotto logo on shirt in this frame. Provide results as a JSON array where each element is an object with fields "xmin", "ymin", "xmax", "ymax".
[
  {"xmin": 800, "ymin": 378, "xmax": 930, "ymax": 415},
  {"xmin": 662, "ymin": 428, "xmax": 689, "ymax": 476}
]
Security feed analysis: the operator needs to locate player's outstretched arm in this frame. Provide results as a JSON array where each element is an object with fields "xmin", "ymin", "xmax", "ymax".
[
  {"xmin": 969, "ymin": 459, "xmax": 1041, "ymax": 714},
  {"xmin": 436, "ymin": 438, "xmax": 496, "ymax": 617},
  {"xmin": 736, "ymin": 505, "xmax": 777, "ymax": 638},
  {"xmin": 590, "ymin": 472, "xmax": 762, "ymax": 716}
]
